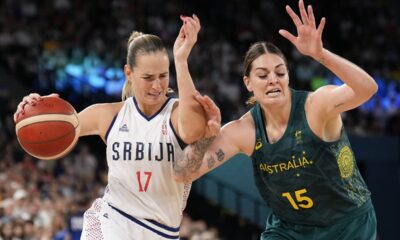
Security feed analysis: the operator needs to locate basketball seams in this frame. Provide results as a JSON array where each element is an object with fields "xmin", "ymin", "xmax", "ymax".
[
  {"xmin": 15, "ymin": 113, "xmax": 79, "ymax": 132},
  {"xmin": 18, "ymin": 123, "xmax": 75, "ymax": 144}
]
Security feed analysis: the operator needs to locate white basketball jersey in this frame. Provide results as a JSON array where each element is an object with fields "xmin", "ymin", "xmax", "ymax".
[{"xmin": 104, "ymin": 97, "xmax": 191, "ymax": 228}]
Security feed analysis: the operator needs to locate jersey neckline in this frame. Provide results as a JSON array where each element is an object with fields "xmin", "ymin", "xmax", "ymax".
[
  {"xmin": 132, "ymin": 97, "xmax": 172, "ymax": 121},
  {"xmin": 259, "ymin": 88, "xmax": 296, "ymax": 146}
]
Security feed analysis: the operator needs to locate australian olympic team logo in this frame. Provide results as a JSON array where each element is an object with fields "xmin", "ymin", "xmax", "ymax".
[{"xmin": 337, "ymin": 146, "xmax": 354, "ymax": 179}]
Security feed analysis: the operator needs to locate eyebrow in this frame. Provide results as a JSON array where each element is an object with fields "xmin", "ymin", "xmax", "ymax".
[
  {"xmin": 255, "ymin": 64, "xmax": 285, "ymax": 71},
  {"xmin": 141, "ymin": 71, "xmax": 169, "ymax": 76}
]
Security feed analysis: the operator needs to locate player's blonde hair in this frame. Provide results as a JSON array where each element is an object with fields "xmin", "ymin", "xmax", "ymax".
[
  {"xmin": 243, "ymin": 42, "xmax": 288, "ymax": 105},
  {"xmin": 122, "ymin": 31, "xmax": 172, "ymax": 100}
]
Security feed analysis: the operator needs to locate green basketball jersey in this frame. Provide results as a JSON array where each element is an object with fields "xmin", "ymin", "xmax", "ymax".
[{"xmin": 250, "ymin": 89, "xmax": 372, "ymax": 226}]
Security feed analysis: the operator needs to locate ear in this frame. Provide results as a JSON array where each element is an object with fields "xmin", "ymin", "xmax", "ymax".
[
  {"xmin": 243, "ymin": 76, "xmax": 253, "ymax": 92},
  {"xmin": 124, "ymin": 64, "xmax": 132, "ymax": 79}
]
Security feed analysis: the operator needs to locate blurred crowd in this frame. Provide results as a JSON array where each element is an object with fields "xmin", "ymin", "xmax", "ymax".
[
  {"xmin": 0, "ymin": 0, "xmax": 399, "ymax": 136},
  {"xmin": 0, "ymin": 0, "xmax": 399, "ymax": 239}
]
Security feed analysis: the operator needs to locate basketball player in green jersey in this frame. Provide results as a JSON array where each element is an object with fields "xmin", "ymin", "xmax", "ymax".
[{"xmin": 174, "ymin": 0, "xmax": 378, "ymax": 239}]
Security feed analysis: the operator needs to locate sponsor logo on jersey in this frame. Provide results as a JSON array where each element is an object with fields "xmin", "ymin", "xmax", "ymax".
[
  {"xmin": 119, "ymin": 124, "xmax": 129, "ymax": 132},
  {"xmin": 255, "ymin": 139, "xmax": 263, "ymax": 150}
]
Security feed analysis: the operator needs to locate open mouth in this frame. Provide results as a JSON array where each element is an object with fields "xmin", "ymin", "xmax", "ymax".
[
  {"xmin": 148, "ymin": 92, "xmax": 161, "ymax": 97},
  {"xmin": 266, "ymin": 89, "xmax": 281, "ymax": 96}
]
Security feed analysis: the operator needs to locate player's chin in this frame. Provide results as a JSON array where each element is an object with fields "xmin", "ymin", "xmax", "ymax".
[
  {"xmin": 261, "ymin": 95, "xmax": 285, "ymax": 106},
  {"xmin": 146, "ymin": 93, "xmax": 165, "ymax": 103}
]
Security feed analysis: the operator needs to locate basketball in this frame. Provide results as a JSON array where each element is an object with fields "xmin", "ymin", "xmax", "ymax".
[{"xmin": 15, "ymin": 96, "xmax": 80, "ymax": 160}]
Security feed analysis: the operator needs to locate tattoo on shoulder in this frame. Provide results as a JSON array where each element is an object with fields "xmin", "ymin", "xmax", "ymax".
[
  {"xmin": 215, "ymin": 149, "xmax": 225, "ymax": 162},
  {"xmin": 334, "ymin": 102, "xmax": 344, "ymax": 108}
]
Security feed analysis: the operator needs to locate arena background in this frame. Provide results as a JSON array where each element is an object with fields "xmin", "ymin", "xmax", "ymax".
[{"xmin": 0, "ymin": 0, "xmax": 399, "ymax": 239}]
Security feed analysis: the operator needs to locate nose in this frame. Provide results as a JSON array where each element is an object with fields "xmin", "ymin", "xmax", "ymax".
[
  {"xmin": 152, "ymin": 78, "xmax": 162, "ymax": 90},
  {"xmin": 269, "ymin": 73, "xmax": 279, "ymax": 85}
]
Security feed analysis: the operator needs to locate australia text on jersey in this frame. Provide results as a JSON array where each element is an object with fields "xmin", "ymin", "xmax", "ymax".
[
  {"xmin": 111, "ymin": 141, "xmax": 175, "ymax": 161},
  {"xmin": 259, "ymin": 151, "xmax": 314, "ymax": 174}
]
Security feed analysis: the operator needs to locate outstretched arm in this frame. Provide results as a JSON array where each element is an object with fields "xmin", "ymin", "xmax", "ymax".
[
  {"xmin": 279, "ymin": 0, "xmax": 378, "ymax": 119},
  {"xmin": 173, "ymin": 94, "xmax": 244, "ymax": 183},
  {"xmin": 172, "ymin": 14, "xmax": 206, "ymax": 143}
]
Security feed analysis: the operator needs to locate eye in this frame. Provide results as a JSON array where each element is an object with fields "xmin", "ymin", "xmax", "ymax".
[
  {"xmin": 258, "ymin": 75, "xmax": 267, "ymax": 80},
  {"xmin": 160, "ymin": 74, "xmax": 168, "ymax": 79},
  {"xmin": 142, "ymin": 76, "xmax": 153, "ymax": 81},
  {"xmin": 276, "ymin": 73, "xmax": 286, "ymax": 77}
]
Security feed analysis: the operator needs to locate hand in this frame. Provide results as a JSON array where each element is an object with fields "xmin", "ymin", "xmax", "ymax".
[
  {"xmin": 194, "ymin": 93, "xmax": 221, "ymax": 138},
  {"xmin": 279, "ymin": 0, "xmax": 326, "ymax": 60},
  {"xmin": 173, "ymin": 14, "xmax": 201, "ymax": 62},
  {"xmin": 14, "ymin": 93, "xmax": 59, "ymax": 122}
]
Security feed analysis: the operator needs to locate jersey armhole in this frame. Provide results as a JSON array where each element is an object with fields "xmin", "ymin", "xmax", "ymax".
[
  {"xmin": 105, "ymin": 113, "xmax": 118, "ymax": 143},
  {"xmin": 169, "ymin": 119, "xmax": 187, "ymax": 150}
]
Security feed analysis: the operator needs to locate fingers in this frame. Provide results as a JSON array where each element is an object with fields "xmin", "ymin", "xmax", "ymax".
[
  {"xmin": 207, "ymin": 120, "xmax": 221, "ymax": 136},
  {"xmin": 307, "ymin": 5, "xmax": 315, "ymax": 29},
  {"xmin": 192, "ymin": 14, "xmax": 201, "ymax": 30},
  {"xmin": 298, "ymin": 0, "xmax": 309, "ymax": 25},
  {"xmin": 177, "ymin": 25, "xmax": 185, "ymax": 39},
  {"xmin": 195, "ymin": 94, "xmax": 211, "ymax": 112},
  {"xmin": 278, "ymin": 29, "xmax": 296, "ymax": 45},
  {"xmin": 14, "ymin": 93, "xmax": 47, "ymax": 122},
  {"xmin": 317, "ymin": 17, "xmax": 326, "ymax": 36},
  {"xmin": 286, "ymin": 5, "xmax": 302, "ymax": 28},
  {"xmin": 14, "ymin": 93, "xmax": 55, "ymax": 122},
  {"xmin": 47, "ymin": 93, "xmax": 60, "ymax": 98},
  {"xmin": 195, "ymin": 94, "xmax": 221, "ymax": 119},
  {"xmin": 180, "ymin": 14, "xmax": 200, "ymax": 39},
  {"xmin": 14, "ymin": 104, "xmax": 23, "ymax": 122}
]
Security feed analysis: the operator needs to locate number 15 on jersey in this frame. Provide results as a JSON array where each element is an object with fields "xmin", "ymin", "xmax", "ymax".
[{"xmin": 282, "ymin": 188, "xmax": 314, "ymax": 210}]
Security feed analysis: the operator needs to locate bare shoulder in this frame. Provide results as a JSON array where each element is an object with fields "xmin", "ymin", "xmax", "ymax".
[
  {"xmin": 91, "ymin": 102, "xmax": 123, "ymax": 115},
  {"xmin": 221, "ymin": 111, "xmax": 255, "ymax": 156},
  {"xmin": 307, "ymin": 85, "xmax": 336, "ymax": 106},
  {"xmin": 306, "ymin": 85, "xmax": 339, "ymax": 118}
]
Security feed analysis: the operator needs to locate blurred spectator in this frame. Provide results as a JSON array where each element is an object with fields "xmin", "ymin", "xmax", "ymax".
[{"xmin": 0, "ymin": 0, "xmax": 399, "ymax": 238}]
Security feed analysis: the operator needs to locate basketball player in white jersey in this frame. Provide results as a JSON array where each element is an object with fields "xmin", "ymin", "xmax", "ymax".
[{"xmin": 14, "ymin": 15, "xmax": 213, "ymax": 239}]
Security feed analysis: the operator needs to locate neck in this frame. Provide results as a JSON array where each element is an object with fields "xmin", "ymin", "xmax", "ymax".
[
  {"xmin": 135, "ymin": 96, "xmax": 168, "ymax": 117},
  {"xmin": 261, "ymin": 92, "xmax": 292, "ymax": 129}
]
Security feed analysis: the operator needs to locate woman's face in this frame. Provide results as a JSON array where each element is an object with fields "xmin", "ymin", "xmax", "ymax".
[
  {"xmin": 244, "ymin": 53, "xmax": 289, "ymax": 107},
  {"xmin": 125, "ymin": 51, "xmax": 170, "ymax": 106}
]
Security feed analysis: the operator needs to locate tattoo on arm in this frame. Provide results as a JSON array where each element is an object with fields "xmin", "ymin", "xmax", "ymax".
[
  {"xmin": 207, "ymin": 155, "xmax": 216, "ymax": 169},
  {"xmin": 173, "ymin": 136, "xmax": 216, "ymax": 182},
  {"xmin": 215, "ymin": 149, "xmax": 225, "ymax": 162}
]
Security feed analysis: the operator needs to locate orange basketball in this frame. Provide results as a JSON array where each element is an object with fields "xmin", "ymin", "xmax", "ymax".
[{"xmin": 15, "ymin": 96, "xmax": 80, "ymax": 160}]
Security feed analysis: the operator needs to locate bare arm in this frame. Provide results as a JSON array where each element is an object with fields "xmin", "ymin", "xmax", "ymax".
[
  {"xmin": 172, "ymin": 14, "xmax": 206, "ymax": 143},
  {"xmin": 173, "ymin": 94, "xmax": 254, "ymax": 183},
  {"xmin": 173, "ymin": 121, "xmax": 243, "ymax": 183},
  {"xmin": 279, "ymin": 0, "xmax": 378, "ymax": 120},
  {"xmin": 14, "ymin": 93, "xmax": 121, "ymax": 143},
  {"xmin": 309, "ymin": 50, "xmax": 378, "ymax": 118},
  {"xmin": 78, "ymin": 102, "xmax": 122, "ymax": 141}
]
